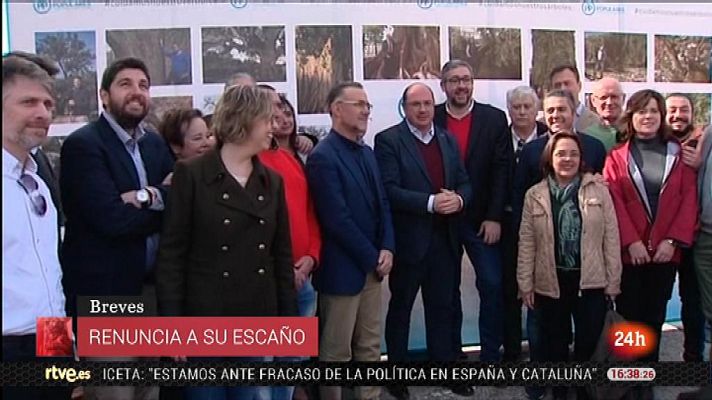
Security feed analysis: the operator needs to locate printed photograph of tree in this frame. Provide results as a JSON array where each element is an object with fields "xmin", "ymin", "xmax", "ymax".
[
  {"xmin": 363, "ymin": 25, "xmax": 440, "ymax": 80},
  {"xmin": 296, "ymin": 25, "xmax": 353, "ymax": 114},
  {"xmin": 584, "ymin": 32, "xmax": 647, "ymax": 82},
  {"xmin": 35, "ymin": 31, "xmax": 98, "ymax": 123},
  {"xmin": 449, "ymin": 27, "xmax": 521, "ymax": 80},
  {"xmin": 655, "ymin": 35, "xmax": 711, "ymax": 83},
  {"xmin": 202, "ymin": 26, "xmax": 286, "ymax": 83},
  {"xmin": 106, "ymin": 28, "xmax": 192, "ymax": 86},
  {"xmin": 529, "ymin": 29, "xmax": 576, "ymax": 103}
]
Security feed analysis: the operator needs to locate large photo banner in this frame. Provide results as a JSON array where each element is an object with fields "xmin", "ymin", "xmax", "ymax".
[{"xmin": 6, "ymin": 0, "xmax": 712, "ymax": 350}]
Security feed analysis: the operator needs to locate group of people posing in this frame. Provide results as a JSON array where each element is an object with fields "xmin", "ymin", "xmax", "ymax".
[{"xmin": 3, "ymin": 49, "xmax": 711, "ymax": 400}]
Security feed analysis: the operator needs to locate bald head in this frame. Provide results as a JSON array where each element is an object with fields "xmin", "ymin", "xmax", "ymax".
[
  {"xmin": 402, "ymin": 83, "xmax": 435, "ymax": 132},
  {"xmin": 591, "ymin": 77, "xmax": 624, "ymax": 126}
]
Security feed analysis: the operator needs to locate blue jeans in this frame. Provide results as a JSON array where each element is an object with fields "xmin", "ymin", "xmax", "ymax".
[
  {"xmin": 185, "ymin": 357, "xmax": 270, "ymax": 400},
  {"xmin": 454, "ymin": 222, "xmax": 503, "ymax": 361},
  {"xmin": 271, "ymin": 279, "xmax": 316, "ymax": 400}
]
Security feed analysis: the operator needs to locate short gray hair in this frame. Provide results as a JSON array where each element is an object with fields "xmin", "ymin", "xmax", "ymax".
[
  {"xmin": 224, "ymin": 72, "xmax": 255, "ymax": 92},
  {"xmin": 506, "ymin": 86, "xmax": 539, "ymax": 109},
  {"xmin": 440, "ymin": 59, "xmax": 473, "ymax": 84}
]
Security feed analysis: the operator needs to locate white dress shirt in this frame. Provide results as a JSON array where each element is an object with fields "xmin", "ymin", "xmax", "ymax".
[
  {"xmin": 511, "ymin": 125, "xmax": 539, "ymax": 153},
  {"xmin": 2, "ymin": 148, "xmax": 65, "ymax": 336}
]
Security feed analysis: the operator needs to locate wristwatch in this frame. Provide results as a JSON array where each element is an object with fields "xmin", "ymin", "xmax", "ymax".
[{"xmin": 136, "ymin": 188, "xmax": 151, "ymax": 208}]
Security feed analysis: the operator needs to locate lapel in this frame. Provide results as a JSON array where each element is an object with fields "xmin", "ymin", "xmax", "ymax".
[
  {"xmin": 435, "ymin": 126, "xmax": 453, "ymax": 188},
  {"xmin": 331, "ymin": 132, "xmax": 375, "ymax": 210},
  {"xmin": 397, "ymin": 121, "xmax": 431, "ymax": 187},
  {"xmin": 97, "ymin": 115, "xmax": 140, "ymax": 187},
  {"xmin": 466, "ymin": 101, "xmax": 483, "ymax": 161},
  {"xmin": 202, "ymin": 149, "xmax": 272, "ymax": 218}
]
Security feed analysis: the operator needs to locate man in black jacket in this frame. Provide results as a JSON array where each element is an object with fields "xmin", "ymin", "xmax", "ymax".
[{"xmin": 434, "ymin": 60, "xmax": 509, "ymax": 364}]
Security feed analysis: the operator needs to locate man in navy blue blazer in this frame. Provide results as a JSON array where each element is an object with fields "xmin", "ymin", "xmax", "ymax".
[
  {"xmin": 512, "ymin": 89, "xmax": 607, "ymax": 229},
  {"xmin": 375, "ymin": 83, "xmax": 472, "ymax": 399},
  {"xmin": 306, "ymin": 82, "xmax": 394, "ymax": 400},
  {"xmin": 59, "ymin": 59, "xmax": 173, "ymax": 399}
]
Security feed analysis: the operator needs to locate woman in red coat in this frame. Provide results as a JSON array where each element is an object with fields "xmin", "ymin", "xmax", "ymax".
[{"xmin": 603, "ymin": 89, "xmax": 698, "ymax": 364}]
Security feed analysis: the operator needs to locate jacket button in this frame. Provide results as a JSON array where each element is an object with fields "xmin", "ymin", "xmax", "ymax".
[
  {"xmin": 223, "ymin": 271, "xmax": 230, "ymax": 278},
  {"xmin": 259, "ymin": 219, "xmax": 266, "ymax": 225},
  {"xmin": 257, "ymin": 268, "xmax": 265, "ymax": 275},
  {"xmin": 221, "ymin": 245, "xmax": 229, "ymax": 251},
  {"xmin": 223, "ymin": 218, "xmax": 231, "ymax": 225},
  {"xmin": 257, "ymin": 195, "xmax": 264, "ymax": 201},
  {"xmin": 222, "ymin": 193, "xmax": 230, "ymax": 200},
  {"xmin": 258, "ymin": 243, "xmax": 266, "ymax": 250}
]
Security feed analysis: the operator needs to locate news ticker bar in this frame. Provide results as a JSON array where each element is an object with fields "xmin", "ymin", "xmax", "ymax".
[{"xmin": 1, "ymin": 362, "xmax": 709, "ymax": 387}]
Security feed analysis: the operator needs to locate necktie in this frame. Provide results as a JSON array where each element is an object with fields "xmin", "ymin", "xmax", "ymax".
[{"xmin": 515, "ymin": 139, "xmax": 525, "ymax": 164}]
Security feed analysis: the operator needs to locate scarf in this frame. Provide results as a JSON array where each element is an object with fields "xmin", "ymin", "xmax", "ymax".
[{"xmin": 548, "ymin": 175, "xmax": 582, "ymax": 270}]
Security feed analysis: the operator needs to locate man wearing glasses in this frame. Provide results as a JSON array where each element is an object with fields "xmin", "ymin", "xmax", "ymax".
[
  {"xmin": 2, "ymin": 52, "xmax": 70, "ymax": 400},
  {"xmin": 306, "ymin": 82, "xmax": 394, "ymax": 400},
  {"xmin": 434, "ymin": 59, "xmax": 509, "ymax": 365}
]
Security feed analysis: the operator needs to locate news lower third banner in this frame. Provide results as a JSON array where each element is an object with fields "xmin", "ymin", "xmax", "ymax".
[{"xmin": 0, "ymin": 362, "xmax": 709, "ymax": 387}]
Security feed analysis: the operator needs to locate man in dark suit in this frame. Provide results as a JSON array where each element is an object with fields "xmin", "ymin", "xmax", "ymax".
[
  {"xmin": 433, "ymin": 60, "xmax": 509, "ymax": 362},
  {"xmin": 306, "ymin": 82, "xmax": 394, "ymax": 400},
  {"xmin": 60, "ymin": 57, "xmax": 173, "ymax": 400},
  {"xmin": 501, "ymin": 86, "xmax": 548, "ymax": 362},
  {"xmin": 375, "ymin": 83, "xmax": 472, "ymax": 399}
]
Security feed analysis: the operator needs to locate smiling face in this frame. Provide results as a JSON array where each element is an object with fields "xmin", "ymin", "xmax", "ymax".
[
  {"xmin": 632, "ymin": 98, "xmax": 662, "ymax": 139},
  {"xmin": 590, "ymin": 78, "xmax": 624, "ymax": 125},
  {"xmin": 665, "ymin": 95, "xmax": 693, "ymax": 138},
  {"xmin": 176, "ymin": 117, "xmax": 214, "ymax": 159},
  {"xmin": 543, "ymin": 95, "xmax": 574, "ymax": 134},
  {"xmin": 100, "ymin": 68, "xmax": 150, "ymax": 130},
  {"xmin": 552, "ymin": 137, "xmax": 581, "ymax": 184},
  {"xmin": 441, "ymin": 65, "xmax": 474, "ymax": 108}
]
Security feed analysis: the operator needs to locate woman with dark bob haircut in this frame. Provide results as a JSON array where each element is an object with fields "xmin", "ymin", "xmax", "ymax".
[
  {"xmin": 519, "ymin": 132, "xmax": 621, "ymax": 400},
  {"xmin": 604, "ymin": 89, "xmax": 698, "ymax": 367},
  {"xmin": 159, "ymin": 108, "xmax": 215, "ymax": 161}
]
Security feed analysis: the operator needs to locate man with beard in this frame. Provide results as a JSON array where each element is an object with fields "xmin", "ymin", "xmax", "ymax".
[
  {"xmin": 60, "ymin": 57, "xmax": 173, "ymax": 400},
  {"xmin": 588, "ymin": 77, "xmax": 625, "ymax": 151},
  {"xmin": 2, "ymin": 52, "xmax": 71, "ymax": 400},
  {"xmin": 433, "ymin": 60, "xmax": 508, "ymax": 366},
  {"xmin": 665, "ymin": 93, "xmax": 706, "ymax": 362}
]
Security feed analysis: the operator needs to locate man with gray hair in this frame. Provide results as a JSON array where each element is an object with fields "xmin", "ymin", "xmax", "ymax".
[
  {"xmin": 224, "ymin": 72, "xmax": 256, "ymax": 91},
  {"xmin": 501, "ymin": 85, "xmax": 547, "ymax": 362},
  {"xmin": 2, "ymin": 52, "xmax": 70, "ymax": 400},
  {"xmin": 588, "ymin": 77, "xmax": 625, "ymax": 151}
]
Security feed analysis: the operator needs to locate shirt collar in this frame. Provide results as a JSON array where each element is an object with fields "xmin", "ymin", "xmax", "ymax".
[
  {"xmin": 445, "ymin": 99, "xmax": 475, "ymax": 120},
  {"xmin": 2, "ymin": 148, "xmax": 37, "ymax": 179},
  {"xmin": 511, "ymin": 125, "xmax": 538, "ymax": 145},
  {"xmin": 102, "ymin": 111, "xmax": 146, "ymax": 146},
  {"xmin": 332, "ymin": 128, "xmax": 365, "ymax": 150},
  {"xmin": 575, "ymin": 102, "xmax": 586, "ymax": 118},
  {"xmin": 405, "ymin": 119, "xmax": 434, "ymax": 143}
]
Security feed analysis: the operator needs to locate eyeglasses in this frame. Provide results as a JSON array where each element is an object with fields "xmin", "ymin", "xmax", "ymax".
[
  {"xmin": 338, "ymin": 100, "xmax": 373, "ymax": 111},
  {"xmin": 445, "ymin": 76, "xmax": 474, "ymax": 85},
  {"xmin": 17, "ymin": 173, "xmax": 47, "ymax": 216}
]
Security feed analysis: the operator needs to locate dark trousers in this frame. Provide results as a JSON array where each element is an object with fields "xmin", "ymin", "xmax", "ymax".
[
  {"xmin": 616, "ymin": 263, "xmax": 677, "ymax": 362},
  {"xmin": 501, "ymin": 211, "xmax": 523, "ymax": 361},
  {"xmin": 453, "ymin": 221, "xmax": 503, "ymax": 361},
  {"xmin": 2, "ymin": 335, "xmax": 73, "ymax": 400},
  {"xmin": 537, "ymin": 270, "xmax": 607, "ymax": 400},
  {"xmin": 678, "ymin": 249, "xmax": 706, "ymax": 361},
  {"xmin": 386, "ymin": 228, "xmax": 457, "ymax": 361}
]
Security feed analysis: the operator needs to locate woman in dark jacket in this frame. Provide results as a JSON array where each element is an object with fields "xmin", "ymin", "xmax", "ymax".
[{"xmin": 157, "ymin": 85, "xmax": 297, "ymax": 400}]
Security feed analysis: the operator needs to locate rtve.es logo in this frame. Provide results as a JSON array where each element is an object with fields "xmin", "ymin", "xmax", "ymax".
[{"xmin": 44, "ymin": 365, "xmax": 92, "ymax": 383}]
